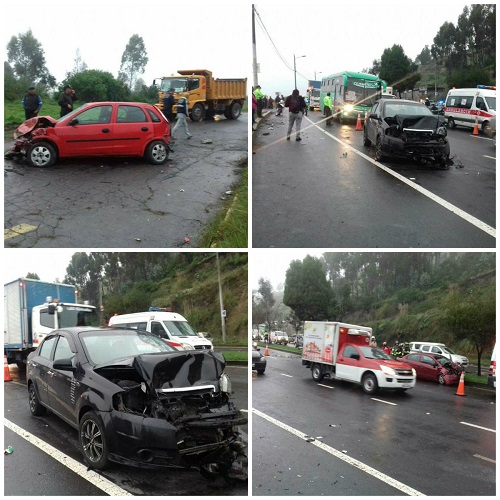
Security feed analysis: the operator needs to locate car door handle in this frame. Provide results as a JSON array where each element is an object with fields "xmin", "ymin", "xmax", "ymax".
[
  {"xmin": 102, "ymin": 128, "xmax": 110, "ymax": 133},
  {"xmin": 47, "ymin": 370, "xmax": 55, "ymax": 377},
  {"xmin": 141, "ymin": 127, "xmax": 149, "ymax": 132}
]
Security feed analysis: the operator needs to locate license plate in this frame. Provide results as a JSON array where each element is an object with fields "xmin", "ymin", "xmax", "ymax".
[{"xmin": 402, "ymin": 384, "xmax": 412, "ymax": 388}]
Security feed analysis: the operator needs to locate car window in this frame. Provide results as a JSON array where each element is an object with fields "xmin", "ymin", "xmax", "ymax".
[
  {"xmin": 431, "ymin": 347, "xmax": 442, "ymax": 354},
  {"xmin": 407, "ymin": 354, "xmax": 420, "ymax": 361},
  {"xmin": 151, "ymin": 321, "xmax": 168, "ymax": 339},
  {"xmin": 146, "ymin": 108, "xmax": 162, "ymax": 123},
  {"xmin": 53, "ymin": 336, "xmax": 74, "ymax": 362},
  {"xmin": 422, "ymin": 346, "xmax": 430, "ymax": 352},
  {"xmin": 371, "ymin": 102, "xmax": 379, "ymax": 115},
  {"xmin": 73, "ymin": 105, "xmax": 112, "ymax": 125},
  {"xmin": 39, "ymin": 336, "xmax": 57, "ymax": 360},
  {"xmin": 422, "ymin": 355, "xmax": 437, "ymax": 366},
  {"xmin": 163, "ymin": 320, "xmax": 198, "ymax": 337},
  {"xmin": 342, "ymin": 345, "xmax": 358, "ymax": 358},
  {"xmin": 117, "ymin": 105, "xmax": 147, "ymax": 123}
]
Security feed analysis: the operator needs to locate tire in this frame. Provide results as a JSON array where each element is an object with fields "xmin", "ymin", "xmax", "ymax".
[
  {"xmin": 362, "ymin": 373, "xmax": 378, "ymax": 394},
  {"xmin": 363, "ymin": 127, "xmax": 371, "ymax": 146},
  {"xmin": 28, "ymin": 382, "xmax": 46, "ymax": 416},
  {"xmin": 481, "ymin": 120, "xmax": 489, "ymax": 134},
  {"xmin": 227, "ymin": 102, "xmax": 242, "ymax": 120},
  {"xmin": 257, "ymin": 369, "xmax": 265, "ymax": 375},
  {"xmin": 145, "ymin": 140, "xmax": 168, "ymax": 165},
  {"xmin": 447, "ymin": 117, "xmax": 456, "ymax": 129},
  {"xmin": 16, "ymin": 361, "xmax": 26, "ymax": 370},
  {"xmin": 311, "ymin": 363, "xmax": 324, "ymax": 382},
  {"xmin": 27, "ymin": 141, "xmax": 57, "ymax": 168},
  {"xmin": 79, "ymin": 411, "xmax": 109, "ymax": 470},
  {"xmin": 438, "ymin": 373, "xmax": 445, "ymax": 385},
  {"xmin": 190, "ymin": 103, "xmax": 205, "ymax": 122},
  {"xmin": 375, "ymin": 136, "xmax": 385, "ymax": 162}
]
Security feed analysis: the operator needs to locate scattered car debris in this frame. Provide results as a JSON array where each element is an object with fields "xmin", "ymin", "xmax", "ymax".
[{"xmin": 4, "ymin": 446, "xmax": 13, "ymax": 454}]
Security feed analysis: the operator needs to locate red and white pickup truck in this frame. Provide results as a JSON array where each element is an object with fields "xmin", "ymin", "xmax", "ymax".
[{"xmin": 302, "ymin": 321, "xmax": 416, "ymax": 394}]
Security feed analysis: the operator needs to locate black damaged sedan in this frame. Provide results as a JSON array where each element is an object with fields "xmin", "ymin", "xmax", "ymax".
[
  {"xmin": 363, "ymin": 99, "xmax": 450, "ymax": 166},
  {"xmin": 27, "ymin": 327, "xmax": 247, "ymax": 478}
]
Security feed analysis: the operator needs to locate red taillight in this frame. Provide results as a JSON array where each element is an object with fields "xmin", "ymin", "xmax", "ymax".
[{"xmin": 489, "ymin": 360, "xmax": 496, "ymax": 376}]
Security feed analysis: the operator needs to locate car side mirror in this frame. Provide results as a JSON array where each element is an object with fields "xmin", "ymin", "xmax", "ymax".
[
  {"xmin": 68, "ymin": 118, "xmax": 79, "ymax": 126},
  {"xmin": 369, "ymin": 113, "xmax": 378, "ymax": 120},
  {"xmin": 53, "ymin": 358, "xmax": 76, "ymax": 371}
]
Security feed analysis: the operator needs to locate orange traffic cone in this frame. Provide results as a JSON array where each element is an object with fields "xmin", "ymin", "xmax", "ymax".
[
  {"xmin": 265, "ymin": 343, "xmax": 269, "ymax": 356},
  {"xmin": 456, "ymin": 371, "xmax": 466, "ymax": 396},
  {"xmin": 356, "ymin": 112, "xmax": 362, "ymax": 131},
  {"xmin": 472, "ymin": 115, "xmax": 479, "ymax": 135},
  {"xmin": 4, "ymin": 356, "xmax": 12, "ymax": 382}
]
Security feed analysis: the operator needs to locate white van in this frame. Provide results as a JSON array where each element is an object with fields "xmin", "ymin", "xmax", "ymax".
[
  {"xmin": 444, "ymin": 85, "xmax": 496, "ymax": 132},
  {"xmin": 409, "ymin": 342, "xmax": 468, "ymax": 366},
  {"xmin": 108, "ymin": 308, "xmax": 213, "ymax": 351}
]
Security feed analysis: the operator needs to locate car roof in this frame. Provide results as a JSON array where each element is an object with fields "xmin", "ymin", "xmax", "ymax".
[{"xmin": 382, "ymin": 99, "xmax": 424, "ymax": 105}]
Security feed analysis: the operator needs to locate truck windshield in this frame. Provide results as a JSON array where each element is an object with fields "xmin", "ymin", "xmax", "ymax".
[
  {"xmin": 163, "ymin": 320, "xmax": 198, "ymax": 337},
  {"xmin": 59, "ymin": 306, "xmax": 99, "ymax": 328},
  {"xmin": 358, "ymin": 346, "xmax": 393, "ymax": 360},
  {"xmin": 160, "ymin": 78, "xmax": 188, "ymax": 93}
]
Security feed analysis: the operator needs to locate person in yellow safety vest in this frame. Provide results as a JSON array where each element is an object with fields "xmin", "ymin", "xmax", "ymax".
[
  {"xmin": 253, "ymin": 85, "xmax": 265, "ymax": 118},
  {"xmin": 323, "ymin": 92, "xmax": 333, "ymax": 126}
]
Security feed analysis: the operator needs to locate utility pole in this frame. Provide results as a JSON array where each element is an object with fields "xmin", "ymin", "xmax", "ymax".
[
  {"xmin": 216, "ymin": 253, "xmax": 226, "ymax": 342},
  {"xmin": 294, "ymin": 54, "xmax": 306, "ymax": 90},
  {"xmin": 252, "ymin": 5, "xmax": 259, "ymax": 88}
]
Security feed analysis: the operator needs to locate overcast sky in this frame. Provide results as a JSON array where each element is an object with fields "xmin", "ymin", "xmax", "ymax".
[
  {"xmin": 253, "ymin": 2, "xmax": 470, "ymax": 97},
  {"xmin": 3, "ymin": 0, "xmax": 249, "ymax": 88}
]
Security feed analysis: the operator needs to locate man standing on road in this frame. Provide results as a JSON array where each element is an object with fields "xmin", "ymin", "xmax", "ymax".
[
  {"xmin": 58, "ymin": 85, "xmax": 78, "ymax": 117},
  {"xmin": 171, "ymin": 96, "xmax": 192, "ymax": 140},
  {"xmin": 22, "ymin": 86, "xmax": 43, "ymax": 120},
  {"xmin": 382, "ymin": 342, "xmax": 391, "ymax": 355},
  {"xmin": 162, "ymin": 89, "xmax": 175, "ymax": 123},
  {"xmin": 285, "ymin": 89, "xmax": 307, "ymax": 141},
  {"xmin": 323, "ymin": 92, "xmax": 333, "ymax": 125},
  {"xmin": 253, "ymin": 85, "xmax": 264, "ymax": 118}
]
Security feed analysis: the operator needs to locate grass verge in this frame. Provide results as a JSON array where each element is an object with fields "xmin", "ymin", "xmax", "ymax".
[
  {"xmin": 222, "ymin": 351, "xmax": 248, "ymax": 362},
  {"xmin": 198, "ymin": 159, "xmax": 248, "ymax": 248}
]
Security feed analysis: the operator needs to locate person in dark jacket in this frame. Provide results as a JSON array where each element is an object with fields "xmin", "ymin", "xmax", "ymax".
[
  {"xmin": 58, "ymin": 85, "xmax": 78, "ymax": 117},
  {"xmin": 284, "ymin": 89, "xmax": 307, "ymax": 141},
  {"xmin": 171, "ymin": 96, "xmax": 192, "ymax": 139},
  {"xmin": 162, "ymin": 89, "xmax": 175, "ymax": 122},
  {"xmin": 22, "ymin": 86, "xmax": 43, "ymax": 119}
]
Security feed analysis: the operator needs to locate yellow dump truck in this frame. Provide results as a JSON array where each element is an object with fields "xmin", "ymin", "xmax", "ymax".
[{"xmin": 154, "ymin": 69, "xmax": 247, "ymax": 122}]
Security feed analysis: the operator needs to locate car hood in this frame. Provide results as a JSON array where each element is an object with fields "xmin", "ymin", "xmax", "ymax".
[
  {"xmin": 392, "ymin": 114, "xmax": 446, "ymax": 131},
  {"xmin": 380, "ymin": 359, "xmax": 413, "ymax": 371},
  {"xmin": 14, "ymin": 116, "xmax": 58, "ymax": 140},
  {"xmin": 94, "ymin": 350, "xmax": 226, "ymax": 393}
]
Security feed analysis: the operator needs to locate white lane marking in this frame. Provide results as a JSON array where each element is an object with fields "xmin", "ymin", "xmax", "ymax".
[
  {"xmin": 483, "ymin": 155, "xmax": 496, "ymax": 160},
  {"xmin": 253, "ymin": 408, "xmax": 425, "ymax": 496},
  {"xmin": 4, "ymin": 418, "xmax": 132, "ymax": 496},
  {"xmin": 460, "ymin": 421, "xmax": 496, "ymax": 433},
  {"xmin": 474, "ymin": 454, "xmax": 496, "ymax": 464},
  {"xmin": 281, "ymin": 373, "xmax": 293, "ymax": 378},
  {"xmin": 306, "ymin": 117, "xmax": 496, "ymax": 238},
  {"xmin": 317, "ymin": 383, "xmax": 334, "ymax": 389},
  {"xmin": 371, "ymin": 398, "xmax": 398, "ymax": 406},
  {"xmin": 240, "ymin": 409, "xmax": 249, "ymax": 413}
]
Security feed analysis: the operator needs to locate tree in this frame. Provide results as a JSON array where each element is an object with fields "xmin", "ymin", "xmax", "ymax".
[
  {"xmin": 119, "ymin": 34, "xmax": 149, "ymax": 90},
  {"xmin": 431, "ymin": 22, "xmax": 456, "ymax": 63},
  {"xmin": 69, "ymin": 49, "xmax": 88, "ymax": 77},
  {"xmin": 379, "ymin": 45, "xmax": 420, "ymax": 94},
  {"xmin": 25, "ymin": 272, "xmax": 40, "ymax": 280},
  {"xmin": 283, "ymin": 256, "xmax": 332, "ymax": 321},
  {"xmin": 6, "ymin": 29, "xmax": 55, "ymax": 86},
  {"xmin": 253, "ymin": 278, "xmax": 276, "ymax": 337},
  {"xmin": 416, "ymin": 46, "xmax": 432, "ymax": 65},
  {"xmin": 64, "ymin": 70, "xmax": 131, "ymax": 102}
]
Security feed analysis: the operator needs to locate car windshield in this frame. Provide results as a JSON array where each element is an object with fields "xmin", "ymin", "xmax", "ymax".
[
  {"xmin": 434, "ymin": 355, "xmax": 451, "ymax": 366},
  {"xmin": 384, "ymin": 103, "xmax": 433, "ymax": 117},
  {"xmin": 80, "ymin": 330, "xmax": 175, "ymax": 365},
  {"xmin": 442, "ymin": 346, "xmax": 456, "ymax": 354},
  {"xmin": 163, "ymin": 320, "xmax": 198, "ymax": 337},
  {"xmin": 485, "ymin": 96, "xmax": 496, "ymax": 111},
  {"xmin": 358, "ymin": 346, "xmax": 393, "ymax": 360},
  {"xmin": 57, "ymin": 105, "xmax": 86, "ymax": 122}
]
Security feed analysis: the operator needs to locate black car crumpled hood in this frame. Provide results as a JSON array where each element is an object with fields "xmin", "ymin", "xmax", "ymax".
[
  {"xmin": 392, "ymin": 114, "xmax": 446, "ymax": 131},
  {"xmin": 130, "ymin": 350, "xmax": 226, "ymax": 392}
]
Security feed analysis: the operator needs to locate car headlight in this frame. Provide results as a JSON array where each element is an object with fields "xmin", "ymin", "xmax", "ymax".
[
  {"xmin": 436, "ymin": 126, "xmax": 447, "ymax": 137},
  {"xmin": 344, "ymin": 104, "xmax": 354, "ymax": 112},
  {"xmin": 412, "ymin": 368, "xmax": 416, "ymax": 377},
  {"xmin": 381, "ymin": 365, "xmax": 396, "ymax": 376},
  {"xmin": 181, "ymin": 342, "xmax": 193, "ymax": 350},
  {"xmin": 219, "ymin": 373, "xmax": 232, "ymax": 394}
]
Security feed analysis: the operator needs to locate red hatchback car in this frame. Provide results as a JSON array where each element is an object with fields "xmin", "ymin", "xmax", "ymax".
[
  {"xmin": 13, "ymin": 102, "xmax": 172, "ymax": 167},
  {"xmin": 398, "ymin": 352, "xmax": 462, "ymax": 385}
]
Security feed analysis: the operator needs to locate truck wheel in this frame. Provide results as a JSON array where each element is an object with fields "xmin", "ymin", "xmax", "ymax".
[
  {"xmin": 79, "ymin": 411, "xmax": 110, "ymax": 470},
  {"xmin": 311, "ymin": 364, "xmax": 324, "ymax": 382},
  {"xmin": 28, "ymin": 382, "xmax": 46, "ymax": 416},
  {"xmin": 227, "ymin": 102, "xmax": 242, "ymax": 120},
  {"xmin": 27, "ymin": 141, "xmax": 57, "ymax": 168},
  {"xmin": 362, "ymin": 373, "xmax": 378, "ymax": 394},
  {"xmin": 190, "ymin": 103, "xmax": 205, "ymax": 122}
]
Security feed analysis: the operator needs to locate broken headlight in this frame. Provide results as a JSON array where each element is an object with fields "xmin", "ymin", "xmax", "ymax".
[
  {"xmin": 436, "ymin": 126, "xmax": 447, "ymax": 137},
  {"xmin": 219, "ymin": 372, "xmax": 232, "ymax": 395}
]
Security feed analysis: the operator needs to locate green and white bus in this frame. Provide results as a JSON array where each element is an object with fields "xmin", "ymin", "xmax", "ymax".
[{"xmin": 320, "ymin": 71, "xmax": 387, "ymax": 123}]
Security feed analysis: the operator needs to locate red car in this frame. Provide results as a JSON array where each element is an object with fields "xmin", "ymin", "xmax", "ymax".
[
  {"xmin": 398, "ymin": 352, "xmax": 462, "ymax": 385},
  {"xmin": 12, "ymin": 102, "xmax": 172, "ymax": 167}
]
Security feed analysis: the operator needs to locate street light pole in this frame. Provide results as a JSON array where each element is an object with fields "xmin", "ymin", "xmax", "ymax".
[{"xmin": 294, "ymin": 54, "xmax": 306, "ymax": 90}]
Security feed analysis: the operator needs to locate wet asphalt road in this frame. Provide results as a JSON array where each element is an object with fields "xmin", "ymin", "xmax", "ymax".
[
  {"xmin": 252, "ymin": 348, "xmax": 496, "ymax": 496},
  {"xmin": 252, "ymin": 111, "xmax": 495, "ymax": 248},
  {"xmin": 4, "ymin": 363, "xmax": 248, "ymax": 496},
  {"xmin": 4, "ymin": 114, "xmax": 247, "ymax": 248}
]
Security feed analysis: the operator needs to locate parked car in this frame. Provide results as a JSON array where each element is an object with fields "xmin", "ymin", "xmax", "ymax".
[
  {"xmin": 27, "ymin": 327, "xmax": 247, "ymax": 478},
  {"xmin": 363, "ymin": 99, "xmax": 450, "ymax": 166},
  {"xmin": 252, "ymin": 343, "xmax": 266, "ymax": 375},
  {"xmin": 398, "ymin": 352, "xmax": 462, "ymax": 385},
  {"xmin": 11, "ymin": 102, "xmax": 172, "ymax": 168},
  {"xmin": 409, "ymin": 342, "xmax": 469, "ymax": 366},
  {"xmin": 275, "ymin": 333, "xmax": 289, "ymax": 345},
  {"xmin": 488, "ymin": 343, "xmax": 496, "ymax": 389}
]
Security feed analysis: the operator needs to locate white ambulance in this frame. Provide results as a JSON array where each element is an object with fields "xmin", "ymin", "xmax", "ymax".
[
  {"xmin": 108, "ymin": 308, "xmax": 213, "ymax": 351},
  {"xmin": 444, "ymin": 85, "xmax": 496, "ymax": 132}
]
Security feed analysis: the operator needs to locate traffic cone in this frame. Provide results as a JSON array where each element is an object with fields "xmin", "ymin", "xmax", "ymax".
[
  {"xmin": 456, "ymin": 371, "xmax": 466, "ymax": 396},
  {"xmin": 4, "ymin": 356, "xmax": 12, "ymax": 382},
  {"xmin": 356, "ymin": 112, "xmax": 362, "ymax": 131},
  {"xmin": 472, "ymin": 115, "xmax": 479, "ymax": 135},
  {"xmin": 265, "ymin": 343, "xmax": 269, "ymax": 356}
]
